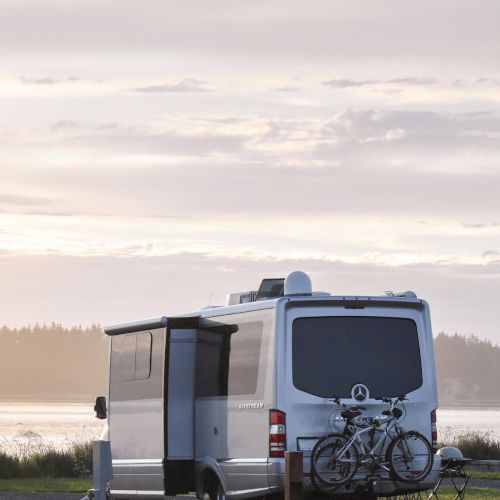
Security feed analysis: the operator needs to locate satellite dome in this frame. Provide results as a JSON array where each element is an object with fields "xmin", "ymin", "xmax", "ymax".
[{"xmin": 284, "ymin": 271, "xmax": 312, "ymax": 296}]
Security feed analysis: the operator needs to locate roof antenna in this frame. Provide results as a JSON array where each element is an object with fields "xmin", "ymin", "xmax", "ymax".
[{"xmin": 207, "ymin": 291, "xmax": 213, "ymax": 306}]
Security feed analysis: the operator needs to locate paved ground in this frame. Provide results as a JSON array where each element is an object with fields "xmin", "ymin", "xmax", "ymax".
[{"xmin": 1, "ymin": 481, "xmax": 499, "ymax": 498}]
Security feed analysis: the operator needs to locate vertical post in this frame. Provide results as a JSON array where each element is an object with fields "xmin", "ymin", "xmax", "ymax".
[
  {"xmin": 285, "ymin": 451, "xmax": 303, "ymax": 500},
  {"xmin": 92, "ymin": 440, "xmax": 113, "ymax": 500}
]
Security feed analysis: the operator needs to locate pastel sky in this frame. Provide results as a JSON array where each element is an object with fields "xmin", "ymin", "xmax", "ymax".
[{"xmin": 1, "ymin": 1, "xmax": 500, "ymax": 341}]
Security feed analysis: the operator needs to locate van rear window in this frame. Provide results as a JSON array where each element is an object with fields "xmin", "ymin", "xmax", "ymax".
[{"xmin": 292, "ymin": 316, "xmax": 423, "ymax": 399}]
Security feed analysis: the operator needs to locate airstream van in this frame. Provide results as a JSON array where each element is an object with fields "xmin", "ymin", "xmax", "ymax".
[{"xmin": 100, "ymin": 271, "xmax": 441, "ymax": 498}]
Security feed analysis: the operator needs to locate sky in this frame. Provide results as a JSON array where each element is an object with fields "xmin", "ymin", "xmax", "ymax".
[{"xmin": 1, "ymin": 1, "xmax": 500, "ymax": 341}]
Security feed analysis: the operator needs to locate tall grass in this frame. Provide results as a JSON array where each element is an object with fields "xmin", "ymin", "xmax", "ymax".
[
  {"xmin": 439, "ymin": 430, "xmax": 500, "ymax": 460},
  {"xmin": 0, "ymin": 431, "xmax": 92, "ymax": 479}
]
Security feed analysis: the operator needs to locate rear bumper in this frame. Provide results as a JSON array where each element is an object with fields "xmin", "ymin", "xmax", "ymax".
[{"xmin": 268, "ymin": 454, "xmax": 441, "ymax": 496}]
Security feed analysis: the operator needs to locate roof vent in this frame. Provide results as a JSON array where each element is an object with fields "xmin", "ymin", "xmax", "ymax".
[
  {"xmin": 226, "ymin": 291, "xmax": 257, "ymax": 306},
  {"xmin": 284, "ymin": 271, "xmax": 312, "ymax": 296},
  {"xmin": 256, "ymin": 278, "xmax": 285, "ymax": 301},
  {"xmin": 385, "ymin": 290, "xmax": 417, "ymax": 298}
]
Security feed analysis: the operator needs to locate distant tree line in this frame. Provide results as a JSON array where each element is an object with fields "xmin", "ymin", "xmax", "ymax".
[
  {"xmin": 0, "ymin": 324, "xmax": 107, "ymax": 401},
  {"xmin": 0, "ymin": 325, "xmax": 499, "ymax": 404},
  {"xmin": 434, "ymin": 332, "xmax": 500, "ymax": 405}
]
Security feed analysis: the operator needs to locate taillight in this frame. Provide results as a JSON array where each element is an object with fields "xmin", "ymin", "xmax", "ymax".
[
  {"xmin": 269, "ymin": 410, "xmax": 286, "ymax": 457},
  {"xmin": 431, "ymin": 409, "xmax": 438, "ymax": 454}
]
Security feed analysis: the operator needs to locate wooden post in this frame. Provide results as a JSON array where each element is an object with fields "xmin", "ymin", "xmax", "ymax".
[{"xmin": 285, "ymin": 451, "xmax": 303, "ymax": 500}]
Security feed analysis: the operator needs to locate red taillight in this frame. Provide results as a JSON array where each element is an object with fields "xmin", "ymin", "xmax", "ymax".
[
  {"xmin": 431, "ymin": 409, "xmax": 438, "ymax": 454},
  {"xmin": 269, "ymin": 410, "xmax": 286, "ymax": 457}
]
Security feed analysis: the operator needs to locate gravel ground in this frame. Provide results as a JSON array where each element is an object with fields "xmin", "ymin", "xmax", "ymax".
[{"xmin": 0, "ymin": 495, "xmax": 196, "ymax": 499}]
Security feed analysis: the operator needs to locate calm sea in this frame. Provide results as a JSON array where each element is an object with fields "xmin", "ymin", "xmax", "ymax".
[{"xmin": 0, "ymin": 402, "xmax": 499, "ymax": 451}]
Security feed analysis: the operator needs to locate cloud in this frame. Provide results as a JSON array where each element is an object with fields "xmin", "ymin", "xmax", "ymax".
[
  {"xmin": 19, "ymin": 75, "xmax": 79, "ymax": 85},
  {"xmin": 2, "ymin": 252, "xmax": 500, "ymax": 342},
  {"xmin": 462, "ymin": 222, "xmax": 500, "ymax": 228},
  {"xmin": 62, "ymin": 124, "xmax": 246, "ymax": 156},
  {"xmin": 0, "ymin": 194, "xmax": 52, "ymax": 206},
  {"xmin": 3, "ymin": 1, "xmax": 499, "ymax": 77},
  {"xmin": 322, "ymin": 79, "xmax": 378, "ymax": 88},
  {"xmin": 318, "ymin": 108, "xmax": 500, "ymax": 153},
  {"xmin": 273, "ymin": 86, "xmax": 301, "ymax": 92},
  {"xmin": 386, "ymin": 77, "xmax": 437, "ymax": 85},
  {"xmin": 52, "ymin": 120, "xmax": 80, "ymax": 131},
  {"xmin": 477, "ymin": 78, "xmax": 500, "ymax": 85},
  {"xmin": 127, "ymin": 78, "xmax": 210, "ymax": 93},
  {"xmin": 322, "ymin": 77, "xmax": 438, "ymax": 89}
]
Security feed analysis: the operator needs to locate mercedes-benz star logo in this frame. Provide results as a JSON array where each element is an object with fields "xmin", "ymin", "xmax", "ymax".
[{"xmin": 351, "ymin": 383, "xmax": 369, "ymax": 402}]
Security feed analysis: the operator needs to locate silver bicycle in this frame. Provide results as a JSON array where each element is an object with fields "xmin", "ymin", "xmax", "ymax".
[{"xmin": 311, "ymin": 396, "xmax": 433, "ymax": 492}]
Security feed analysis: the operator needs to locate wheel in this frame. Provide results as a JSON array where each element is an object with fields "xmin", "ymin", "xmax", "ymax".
[
  {"xmin": 202, "ymin": 472, "xmax": 225, "ymax": 500},
  {"xmin": 311, "ymin": 433, "xmax": 358, "ymax": 489},
  {"xmin": 387, "ymin": 431, "xmax": 433, "ymax": 483}
]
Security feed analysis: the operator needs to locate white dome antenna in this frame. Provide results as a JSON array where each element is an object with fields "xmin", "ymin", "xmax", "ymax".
[{"xmin": 284, "ymin": 271, "xmax": 312, "ymax": 296}]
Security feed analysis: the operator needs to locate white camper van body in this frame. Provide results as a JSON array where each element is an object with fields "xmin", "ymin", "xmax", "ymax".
[{"xmin": 103, "ymin": 276, "xmax": 440, "ymax": 499}]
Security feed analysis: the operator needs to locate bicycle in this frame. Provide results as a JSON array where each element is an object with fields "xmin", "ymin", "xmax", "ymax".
[{"xmin": 310, "ymin": 395, "xmax": 433, "ymax": 493}]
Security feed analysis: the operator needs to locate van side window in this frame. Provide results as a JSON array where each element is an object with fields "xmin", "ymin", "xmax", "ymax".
[
  {"xmin": 196, "ymin": 321, "xmax": 263, "ymax": 397},
  {"xmin": 228, "ymin": 321, "xmax": 263, "ymax": 396},
  {"xmin": 196, "ymin": 331, "xmax": 229, "ymax": 397},
  {"xmin": 112, "ymin": 332, "xmax": 152, "ymax": 381}
]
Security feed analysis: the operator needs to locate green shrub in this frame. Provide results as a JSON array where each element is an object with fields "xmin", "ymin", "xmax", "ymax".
[
  {"xmin": 33, "ymin": 450, "xmax": 76, "ymax": 478},
  {"xmin": 0, "ymin": 452, "xmax": 20, "ymax": 478},
  {"xmin": 0, "ymin": 434, "xmax": 94, "ymax": 478},
  {"xmin": 440, "ymin": 431, "xmax": 500, "ymax": 460},
  {"xmin": 17, "ymin": 458, "xmax": 40, "ymax": 478},
  {"xmin": 72, "ymin": 441, "xmax": 93, "ymax": 478}
]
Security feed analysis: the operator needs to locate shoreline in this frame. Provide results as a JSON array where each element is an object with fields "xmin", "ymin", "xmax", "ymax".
[
  {"xmin": 0, "ymin": 399, "xmax": 94, "ymax": 405},
  {"xmin": 1, "ymin": 400, "xmax": 500, "ymax": 408}
]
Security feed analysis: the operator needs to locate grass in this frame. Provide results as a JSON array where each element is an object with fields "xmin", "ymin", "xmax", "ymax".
[
  {"xmin": 0, "ymin": 477, "xmax": 91, "ymax": 492},
  {"xmin": 438, "ymin": 486, "xmax": 500, "ymax": 498},
  {"xmin": 0, "ymin": 431, "xmax": 93, "ymax": 479},
  {"xmin": 439, "ymin": 430, "xmax": 500, "ymax": 460},
  {"xmin": 466, "ymin": 467, "xmax": 500, "ymax": 480}
]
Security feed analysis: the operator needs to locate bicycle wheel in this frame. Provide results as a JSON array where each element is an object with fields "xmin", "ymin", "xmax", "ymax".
[
  {"xmin": 311, "ymin": 433, "xmax": 358, "ymax": 488},
  {"xmin": 387, "ymin": 431, "xmax": 433, "ymax": 483}
]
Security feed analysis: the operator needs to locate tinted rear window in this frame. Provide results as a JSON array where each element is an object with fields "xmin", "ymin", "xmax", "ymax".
[{"xmin": 292, "ymin": 316, "xmax": 422, "ymax": 398}]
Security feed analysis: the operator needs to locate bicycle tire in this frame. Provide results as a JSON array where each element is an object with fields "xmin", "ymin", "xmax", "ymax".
[
  {"xmin": 311, "ymin": 433, "xmax": 358, "ymax": 488},
  {"xmin": 387, "ymin": 431, "xmax": 433, "ymax": 483}
]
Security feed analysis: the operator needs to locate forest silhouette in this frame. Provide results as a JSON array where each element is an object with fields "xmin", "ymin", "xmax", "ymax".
[{"xmin": 0, "ymin": 325, "xmax": 498, "ymax": 405}]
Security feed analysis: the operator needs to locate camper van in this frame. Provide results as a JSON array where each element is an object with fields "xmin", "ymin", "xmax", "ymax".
[{"xmin": 100, "ymin": 271, "xmax": 441, "ymax": 499}]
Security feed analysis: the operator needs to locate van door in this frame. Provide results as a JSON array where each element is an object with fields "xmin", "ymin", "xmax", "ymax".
[
  {"xmin": 164, "ymin": 319, "xmax": 198, "ymax": 494},
  {"xmin": 278, "ymin": 303, "xmax": 436, "ymax": 471},
  {"xmin": 195, "ymin": 310, "xmax": 275, "ymax": 495},
  {"xmin": 108, "ymin": 328, "xmax": 165, "ymax": 494}
]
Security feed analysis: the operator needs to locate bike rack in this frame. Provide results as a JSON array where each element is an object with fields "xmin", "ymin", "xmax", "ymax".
[
  {"xmin": 377, "ymin": 461, "xmax": 469, "ymax": 500},
  {"xmin": 427, "ymin": 461, "xmax": 469, "ymax": 500}
]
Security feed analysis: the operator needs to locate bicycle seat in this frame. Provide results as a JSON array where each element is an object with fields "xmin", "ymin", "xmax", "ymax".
[
  {"xmin": 392, "ymin": 408, "xmax": 403, "ymax": 418},
  {"xmin": 341, "ymin": 408, "xmax": 362, "ymax": 420}
]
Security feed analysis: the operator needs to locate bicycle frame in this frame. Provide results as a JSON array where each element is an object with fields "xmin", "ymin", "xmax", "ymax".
[{"xmin": 333, "ymin": 403, "xmax": 407, "ymax": 476}]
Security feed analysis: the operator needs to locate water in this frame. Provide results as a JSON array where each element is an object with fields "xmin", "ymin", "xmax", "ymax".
[
  {"xmin": 0, "ymin": 402, "xmax": 104, "ymax": 452},
  {"xmin": 0, "ymin": 403, "xmax": 499, "ymax": 452},
  {"xmin": 438, "ymin": 407, "xmax": 500, "ymax": 440}
]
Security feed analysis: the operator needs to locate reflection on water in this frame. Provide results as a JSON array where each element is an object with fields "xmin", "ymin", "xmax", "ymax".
[
  {"xmin": 0, "ymin": 403, "xmax": 499, "ymax": 450},
  {"xmin": 0, "ymin": 402, "xmax": 104, "ymax": 451},
  {"xmin": 438, "ymin": 407, "xmax": 500, "ymax": 439}
]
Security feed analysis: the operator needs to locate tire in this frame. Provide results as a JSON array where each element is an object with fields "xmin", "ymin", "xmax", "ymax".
[
  {"xmin": 311, "ymin": 433, "xmax": 358, "ymax": 489},
  {"xmin": 387, "ymin": 431, "xmax": 433, "ymax": 483},
  {"xmin": 203, "ymin": 472, "xmax": 225, "ymax": 500}
]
